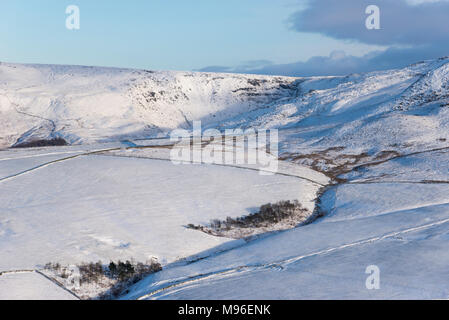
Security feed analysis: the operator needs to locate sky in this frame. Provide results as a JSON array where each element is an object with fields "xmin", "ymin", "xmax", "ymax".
[{"xmin": 0, "ymin": 0, "xmax": 448, "ymax": 76}]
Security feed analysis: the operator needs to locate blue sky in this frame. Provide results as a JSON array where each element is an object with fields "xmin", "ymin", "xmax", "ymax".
[{"xmin": 0, "ymin": 0, "xmax": 447, "ymax": 75}]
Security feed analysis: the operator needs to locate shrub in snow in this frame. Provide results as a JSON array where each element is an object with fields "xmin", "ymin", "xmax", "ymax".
[
  {"xmin": 43, "ymin": 259, "xmax": 162, "ymax": 300},
  {"xmin": 187, "ymin": 200, "xmax": 311, "ymax": 239},
  {"xmin": 12, "ymin": 138, "xmax": 68, "ymax": 148}
]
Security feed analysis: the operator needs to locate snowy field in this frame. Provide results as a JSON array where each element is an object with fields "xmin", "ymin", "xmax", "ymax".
[
  {"xmin": 0, "ymin": 143, "xmax": 325, "ymax": 299},
  {"xmin": 3, "ymin": 140, "xmax": 449, "ymax": 299},
  {"xmin": 0, "ymin": 271, "xmax": 76, "ymax": 300},
  {"xmin": 0, "ymin": 147, "xmax": 322, "ymax": 271},
  {"xmin": 123, "ymin": 150, "xmax": 449, "ymax": 300},
  {"xmin": 1, "ymin": 58, "xmax": 449, "ymax": 299}
]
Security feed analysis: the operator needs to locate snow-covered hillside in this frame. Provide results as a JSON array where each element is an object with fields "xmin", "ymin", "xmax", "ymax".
[
  {"xmin": 0, "ymin": 63, "xmax": 298, "ymax": 148},
  {"xmin": 1, "ymin": 58, "xmax": 449, "ymax": 299},
  {"xmin": 124, "ymin": 150, "xmax": 449, "ymax": 300},
  {"xmin": 218, "ymin": 57, "xmax": 449, "ymax": 158},
  {"xmin": 1, "ymin": 58, "xmax": 449, "ymax": 158}
]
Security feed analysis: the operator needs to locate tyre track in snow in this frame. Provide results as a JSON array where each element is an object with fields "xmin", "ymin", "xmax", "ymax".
[{"xmin": 135, "ymin": 214, "xmax": 449, "ymax": 300}]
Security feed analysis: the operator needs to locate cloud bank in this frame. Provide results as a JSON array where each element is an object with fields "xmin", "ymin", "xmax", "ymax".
[
  {"xmin": 289, "ymin": 0, "xmax": 449, "ymax": 46},
  {"xmin": 200, "ymin": 0, "xmax": 449, "ymax": 76}
]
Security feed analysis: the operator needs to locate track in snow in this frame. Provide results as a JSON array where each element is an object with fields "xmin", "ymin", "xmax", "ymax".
[{"xmin": 136, "ymin": 214, "xmax": 449, "ymax": 300}]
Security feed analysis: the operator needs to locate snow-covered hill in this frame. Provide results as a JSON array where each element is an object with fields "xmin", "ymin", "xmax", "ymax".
[
  {"xmin": 1, "ymin": 58, "xmax": 449, "ymax": 158},
  {"xmin": 0, "ymin": 63, "xmax": 298, "ymax": 148},
  {"xmin": 219, "ymin": 57, "xmax": 449, "ymax": 157},
  {"xmin": 2, "ymin": 58, "xmax": 449, "ymax": 300}
]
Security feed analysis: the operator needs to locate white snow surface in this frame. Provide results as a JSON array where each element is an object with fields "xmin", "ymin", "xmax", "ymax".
[
  {"xmin": 1, "ymin": 58, "xmax": 449, "ymax": 299},
  {"xmin": 0, "ymin": 62, "xmax": 298, "ymax": 148},
  {"xmin": 0, "ymin": 272, "xmax": 77, "ymax": 300},
  {"xmin": 0, "ymin": 149, "xmax": 320, "ymax": 272},
  {"xmin": 2, "ymin": 58, "xmax": 448, "ymax": 156},
  {"xmin": 123, "ymin": 181, "xmax": 449, "ymax": 300}
]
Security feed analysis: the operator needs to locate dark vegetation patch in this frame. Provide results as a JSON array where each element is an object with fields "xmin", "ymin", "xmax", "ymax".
[
  {"xmin": 44, "ymin": 259, "xmax": 162, "ymax": 300},
  {"xmin": 279, "ymin": 147, "xmax": 404, "ymax": 183},
  {"xmin": 373, "ymin": 150, "xmax": 401, "ymax": 161},
  {"xmin": 247, "ymin": 79, "xmax": 268, "ymax": 87},
  {"xmin": 187, "ymin": 200, "xmax": 311, "ymax": 239},
  {"xmin": 12, "ymin": 138, "xmax": 68, "ymax": 148}
]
